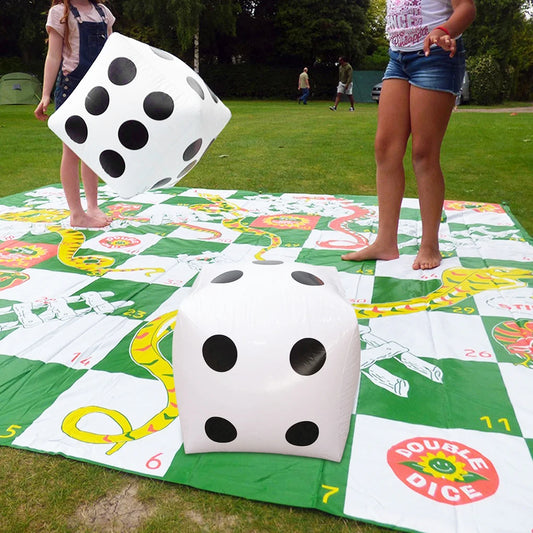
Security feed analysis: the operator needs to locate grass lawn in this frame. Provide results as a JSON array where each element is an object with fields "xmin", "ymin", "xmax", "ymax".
[
  {"xmin": 1, "ymin": 100, "xmax": 532, "ymax": 235},
  {"xmin": 0, "ymin": 100, "xmax": 531, "ymax": 532}
]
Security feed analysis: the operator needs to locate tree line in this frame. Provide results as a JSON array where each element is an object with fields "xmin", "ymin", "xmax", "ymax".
[{"xmin": 1, "ymin": 0, "xmax": 532, "ymax": 102}]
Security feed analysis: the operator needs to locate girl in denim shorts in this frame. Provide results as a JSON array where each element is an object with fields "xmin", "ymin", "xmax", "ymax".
[{"xmin": 343, "ymin": 0, "xmax": 476, "ymax": 270}]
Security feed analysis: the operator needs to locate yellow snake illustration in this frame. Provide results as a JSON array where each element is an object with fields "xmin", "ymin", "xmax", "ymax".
[
  {"xmin": 354, "ymin": 266, "xmax": 533, "ymax": 318},
  {"xmin": 223, "ymin": 217, "xmax": 282, "ymax": 260},
  {"xmin": 62, "ymin": 311, "xmax": 178, "ymax": 454},
  {"xmin": 48, "ymin": 226, "xmax": 164, "ymax": 277},
  {"xmin": 191, "ymin": 192, "xmax": 245, "ymax": 217},
  {"xmin": 0, "ymin": 208, "xmax": 69, "ymax": 223},
  {"xmin": 190, "ymin": 193, "xmax": 282, "ymax": 259},
  {"xmin": 176, "ymin": 223, "xmax": 222, "ymax": 240}
]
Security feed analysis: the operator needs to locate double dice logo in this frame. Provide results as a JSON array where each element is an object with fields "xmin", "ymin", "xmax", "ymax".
[
  {"xmin": 173, "ymin": 261, "xmax": 361, "ymax": 462},
  {"xmin": 49, "ymin": 33, "xmax": 231, "ymax": 199}
]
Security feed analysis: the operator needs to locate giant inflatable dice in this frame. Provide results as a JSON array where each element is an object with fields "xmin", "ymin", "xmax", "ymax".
[
  {"xmin": 48, "ymin": 33, "xmax": 231, "ymax": 198},
  {"xmin": 172, "ymin": 260, "xmax": 361, "ymax": 462}
]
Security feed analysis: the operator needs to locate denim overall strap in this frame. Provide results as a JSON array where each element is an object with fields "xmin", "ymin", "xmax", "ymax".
[
  {"xmin": 69, "ymin": 3, "xmax": 107, "ymax": 75},
  {"xmin": 54, "ymin": 3, "xmax": 108, "ymax": 108},
  {"xmin": 70, "ymin": 2, "xmax": 107, "ymax": 23}
]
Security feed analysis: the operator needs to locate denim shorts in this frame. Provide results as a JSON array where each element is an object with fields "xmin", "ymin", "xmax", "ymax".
[{"xmin": 383, "ymin": 38, "xmax": 466, "ymax": 95}]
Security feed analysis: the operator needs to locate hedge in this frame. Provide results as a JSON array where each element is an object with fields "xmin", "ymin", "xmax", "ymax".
[{"xmin": 200, "ymin": 63, "xmax": 338, "ymax": 100}]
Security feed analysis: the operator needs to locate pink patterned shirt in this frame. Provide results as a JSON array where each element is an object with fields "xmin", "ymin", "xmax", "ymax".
[
  {"xmin": 46, "ymin": 3, "xmax": 115, "ymax": 75},
  {"xmin": 386, "ymin": 0, "xmax": 454, "ymax": 51}
]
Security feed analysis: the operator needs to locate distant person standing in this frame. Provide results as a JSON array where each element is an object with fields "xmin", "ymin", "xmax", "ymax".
[
  {"xmin": 298, "ymin": 67, "xmax": 310, "ymax": 104},
  {"xmin": 329, "ymin": 57, "xmax": 355, "ymax": 111}
]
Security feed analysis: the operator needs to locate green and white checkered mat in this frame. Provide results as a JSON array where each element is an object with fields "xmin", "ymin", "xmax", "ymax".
[{"xmin": 0, "ymin": 185, "xmax": 532, "ymax": 532}]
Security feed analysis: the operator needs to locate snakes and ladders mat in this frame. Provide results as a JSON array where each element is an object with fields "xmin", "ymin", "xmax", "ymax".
[{"xmin": 0, "ymin": 184, "xmax": 532, "ymax": 533}]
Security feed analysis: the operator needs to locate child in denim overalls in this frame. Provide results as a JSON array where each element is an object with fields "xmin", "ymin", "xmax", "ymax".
[{"xmin": 35, "ymin": 0, "xmax": 115, "ymax": 228}]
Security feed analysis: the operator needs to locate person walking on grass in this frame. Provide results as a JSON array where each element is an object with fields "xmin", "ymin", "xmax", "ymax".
[
  {"xmin": 329, "ymin": 57, "xmax": 355, "ymax": 111},
  {"xmin": 298, "ymin": 67, "xmax": 310, "ymax": 104},
  {"xmin": 34, "ymin": 0, "xmax": 115, "ymax": 228},
  {"xmin": 342, "ymin": 0, "xmax": 476, "ymax": 270}
]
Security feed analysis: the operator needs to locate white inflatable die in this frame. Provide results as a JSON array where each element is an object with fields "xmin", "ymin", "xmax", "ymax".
[
  {"xmin": 173, "ymin": 260, "xmax": 361, "ymax": 462},
  {"xmin": 48, "ymin": 33, "xmax": 231, "ymax": 198}
]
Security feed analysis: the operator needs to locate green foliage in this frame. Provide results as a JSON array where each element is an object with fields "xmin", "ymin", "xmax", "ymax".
[
  {"xmin": 200, "ymin": 63, "xmax": 338, "ymax": 99},
  {"xmin": 464, "ymin": 0, "xmax": 533, "ymax": 100},
  {"xmin": 361, "ymin": 0, "xmax": 388, "ymax": 70},
  {"xmin": 466, "ymin": 0, "xmax": 523, "ymax": 64},
  {"xmin": 274, "ymin": 0, "xmax": 371, "ymax": 66},
  {"xmin": 0, "ymin": 57, "xmax": 43, "ymax": 78},
  {"xmin": 359, "ymin": 45, "xmax": 389, "ymax": 71},
  {"xmin": 0, "ymin": 0, "xmax": 531, "ymax": 99},
  {"xmin": 466, "ymin": 54, "xmax": 503, "ymax": 105},
  {"xmin": 506, "ymin": 17, "xmax": 533, "ymax": 100},
  {"xmin": 1, "ymin": 101, "xmax": 532, "ymax": 236},
  {"xmin": 119, "ymin": 0, "xmax": 203, "ymax": 54},
  {"xmin": 0, "ymin": 0, "xmax": 48, "ymax": 63},
  {"xmin": 201, "ymin": 0, "xmax": 241, "ymax": 45}
]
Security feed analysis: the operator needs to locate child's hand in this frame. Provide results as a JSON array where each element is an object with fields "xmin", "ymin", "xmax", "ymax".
[
  {"xmin": 34, "ymin": 97, "xmax": 50, "ymax": 121},
  {"xmin": 423, "ymin": 28, "xmax": 456, "ymax": 57}
]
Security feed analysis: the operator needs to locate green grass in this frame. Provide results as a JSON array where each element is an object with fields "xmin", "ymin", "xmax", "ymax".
[
  {"xmin": 0, "ymin": 101, "xmax": 532, "ymax": 532},
  {"xmin": 1, "ymin": 100, "xmax": 531, "ymax": 234}
]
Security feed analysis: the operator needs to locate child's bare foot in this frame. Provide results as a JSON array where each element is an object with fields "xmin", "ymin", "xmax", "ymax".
[
  {"xmin": 412, "ymin": 245, "xmax": 442, "ymax": 270},
  {"xmin": 341, "ymin": 243, "xmax": 399, "ymax": 262},
  {"xmin": 86, "ymin": 207, "xmax": 113, "ymax": 224},
  {"xmin": 69, "ymin": 211, "xmax": 110, "ymax": 228}
]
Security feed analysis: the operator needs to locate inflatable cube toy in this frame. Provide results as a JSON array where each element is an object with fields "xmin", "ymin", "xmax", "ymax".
[
  {"xmin": 48, "ymin": 33, "xmax": 231, "ymax": 199},
  {"xmin": 172, "ymin": 260, "xmax": 361, "ymax": 462}
]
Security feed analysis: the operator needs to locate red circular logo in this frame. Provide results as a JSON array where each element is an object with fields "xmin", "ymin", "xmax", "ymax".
[
  {"xmin": 387, "ymin": 437, "xmax": 499, "ymax": 505},
  {"xmin": 99, "ymin": 236, "xmax": 141, "ymax": 249}
]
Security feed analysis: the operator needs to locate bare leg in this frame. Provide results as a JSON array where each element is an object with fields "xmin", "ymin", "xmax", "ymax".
[
  {"xmin": 331, "ymin": 93, "xmax": 342, "ymax": 109},
  {"xmin": 348, "ymin": 94, "xmax": 355, "ymax": 108},
  {"xmin": 342, "ymin": 79, "xmax": 411, "ymax": 262},
  {"xmin": 81, "ymin": 161, "xmax": 112, "ymax": 224},
  {"xmin": 60, "ymin": 144, "xmax": 108, "ymax": 228},
  {"xmin": 409, "ymin": 86, "xmax": 455, "ymax": 270}
]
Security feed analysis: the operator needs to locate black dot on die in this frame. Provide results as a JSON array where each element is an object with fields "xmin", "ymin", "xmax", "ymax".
[
  {"xmin": 100, "ymin": 150, "xmax": 125, "ymax": 178},
  {"xmin": 150, "ymin": 178, "xmax": 172, "ymax": 190},
  {"xmin": 65, "ymin": 115, "xmax": 88, "ymax": 144},
  {"xmin": 291, "ymin": 271, "xmax": 324, "ymax": 286},
  {"xmin": 211, "ymin": 270, "xmax": 243, "ymax": 284},
  {"xmin": 150, "ymin": 46, "xmax": 175, "ymax": 61},
  {"xmin": 205, "ymin": 416, "xmax": 237, "ymax": 443},
  {"xmin": 183, "ymin": 139, "xmax": 202, "ymax": 161},
  {"xmin": 285, "ymin": 421, "xmax": 319, "ymax": 447},
  {"xmin": 187, "ymin": 76, "xmax": 205, "ymax": 99},
  {"xmin": 203, "ymin": 334, "xmax": 237, "ymax": 372},
  {"xmin": 144, "ymin": 92, "xmax": 174, "ymax": 120},
  {"xmin": 118, "ymin": 120, "xmax": 149, "ymax": 150},
  {"xmin": 108, "ymin": 57, "xmax": 137, "ymax": 85},
  {"xmin": 208, "ymin": 86, "xmax": 219, "ymax": 104},
  {"xmin": 290, "ymin": 338, "xmax": 326, "ymax": 376},
  {"xmin": 85, "ymin": 86, "xmax": 109, "ymax": 115},
  {"xmin": 65, "ymin": 115, "xmax": 89, "ymax": 144},
  {"xmin": 177, "ymin": 161, "xmax": 197, "ymax": 179}
]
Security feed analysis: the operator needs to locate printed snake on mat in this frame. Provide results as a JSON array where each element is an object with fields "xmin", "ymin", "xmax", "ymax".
[{"xmin": 62, "ymin": 311, "xmax": 178, "ymax": 454}]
